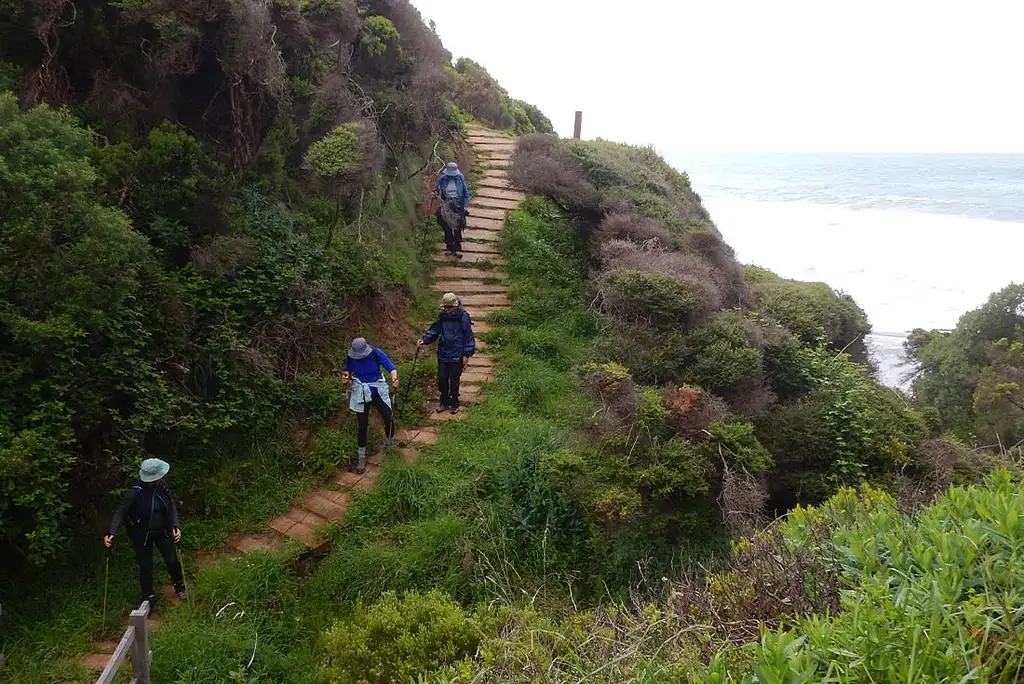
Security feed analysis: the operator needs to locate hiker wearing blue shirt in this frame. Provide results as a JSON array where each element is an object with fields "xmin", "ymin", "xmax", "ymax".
[
  {"xmin": 417, "ymin": 292, "xmax": 475, "ymax": 414},
  {"xmin": 342, "ymin": 338, "xmax": 400, "ymax": 474},
  {"xmin": 436, "ymin": 161, "xmax": 471, "ymax": 258}
]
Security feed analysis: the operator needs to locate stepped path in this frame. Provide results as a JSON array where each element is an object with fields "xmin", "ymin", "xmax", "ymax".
[{"xmin": 77, "ymin": 125, "xmax": 521, "ymax": 673}]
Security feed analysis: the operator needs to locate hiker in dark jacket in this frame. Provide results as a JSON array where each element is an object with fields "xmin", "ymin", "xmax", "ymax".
[
  {"xmin": 105, "ymin": 458, "xmax": 186, "ymax": 612},
  {"xmin": 418, "ymin": 292, "xmax": 476, "ymax": 414},
  {"xmin": 342, "ymin": 337, "xmax": 400, "ymax": 474},
  {"xmin": 435, "ymin": 162, "xmax": 471, "ymax": 258}
]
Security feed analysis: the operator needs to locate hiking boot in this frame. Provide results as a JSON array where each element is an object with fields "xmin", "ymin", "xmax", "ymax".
[
  {"xmin": 454, "ymin": 251, "xmax": 463, "ymax": 259},
  {"xmin": 356, "ymin": 447, "xmax": 367, "ymax": 475},
  {"xmin": 144, "ymin": 594, "xmax": 158, "ymax": 614},
  {"xmin": 444, "ymin": 249, "xmax": 454, "ymax": 256},
  {"xmin": 435, "ymin": 403, "xmax": 448, "ymax": 413},
  {"xmin": 386, "ymin": 437, "xmax": 397, "ymax": 449},
  {"xmin": 450, "ymin": 406, "xmax": 461, "ymax": 415},
  {"xmin": 176, "ymin": 588, "xmax": 189, "ymax": 602}
]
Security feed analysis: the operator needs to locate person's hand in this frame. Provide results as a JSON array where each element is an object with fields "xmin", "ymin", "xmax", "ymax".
[
  {"xmin": 341, "ymin": 372, "xmax": 351, "ymax": 385},
  {"xmin": 462, "ymin": 356, "xmax": 470, "ymax": 368},
  {"xmin": 172, "ymin": 528, "xmax": 182, "ymax": 543},
  {"xmin": 391, "ymin": 376, "xmax": 400, "ymax": 389},
  {"xmin": 416, "ymin": 339, "xmax": 425, "ymax": 348},
  {"xmin": 104, "ymin": 535, "xmax": 114, "ymax": 548}
]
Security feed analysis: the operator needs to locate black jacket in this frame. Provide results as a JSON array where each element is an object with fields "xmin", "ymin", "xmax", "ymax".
[{"xmin": 109, "ymin": 481, "xmax": 181, "ymax": 536}]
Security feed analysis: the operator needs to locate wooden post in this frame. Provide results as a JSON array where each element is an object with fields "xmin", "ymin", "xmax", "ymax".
[
  {"xmin": 129, "ymin": 602, "xmax": 151, "ymax": 684},
  {"xmin": 573, "ymin": 111, "xmax": 582, "ymax": 139}
]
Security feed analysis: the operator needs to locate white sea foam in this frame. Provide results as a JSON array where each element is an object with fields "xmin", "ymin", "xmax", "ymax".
[{"xmin": 697, "ymin": 194, "xmax": 1024, "ymax": 389}]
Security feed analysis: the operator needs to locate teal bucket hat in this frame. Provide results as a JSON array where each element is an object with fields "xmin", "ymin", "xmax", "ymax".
[{"xmin": 139, "ymin": 458, "xmax": 170, "ymax": 483}]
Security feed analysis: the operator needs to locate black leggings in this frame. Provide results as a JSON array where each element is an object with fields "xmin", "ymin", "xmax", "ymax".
[
  {"xmin": 131, "ymin": 531, "xmax": 183, "ymax": 601},
  {"xmin": 356, "ymin": 390, "xmax": 395, "ymax": 448}
]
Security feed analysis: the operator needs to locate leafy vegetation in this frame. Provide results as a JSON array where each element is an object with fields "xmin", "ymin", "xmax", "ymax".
[{"xmin": 908, "ymin": 283, "xmax": 1024, "ymax": 447}]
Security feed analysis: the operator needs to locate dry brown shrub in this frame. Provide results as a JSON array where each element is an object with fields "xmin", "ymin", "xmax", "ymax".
[
  {"xmin": 684, "ymin": 231, "xmax": 752, "ymax": 308},
  {"xmin": 583, "ymin": 365, "xmax": 641, "ymax": 436},
  {"xmin": 721, "ymin": 374, "xmax": 778, "ymax": 421},
  {"xmin": 189, "ymin": 235, "xmax": 255, "ymax": 277},
  {"xmin": 664, "ymin": 384, "xmax": 729, "ymax": 438},
  {"xmin": 669, "ymin": 518, "xmax": 841, "ymax": 655},
  {"xmin": 593, "ymin": 212, "xmax": 673, "ymax": 248},
  {"xmin": 598, "ymin": 239, "xmax": 725, "ymax": 318},
  {"xmin": 720, "ymin": 462, "xmax": 770, "ymax": 537},
  {"xmin": 225, "ymin": 0, "xmax": 287, "ymax": 97},
  {"xmin": 510, "ymin": 134, "xmax": 600, "ymax": 213}
]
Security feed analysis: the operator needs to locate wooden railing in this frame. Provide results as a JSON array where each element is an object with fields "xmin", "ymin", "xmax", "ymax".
[{"xmin": 95, "ymin": 602, "xmax": 151, "ymax": 684}]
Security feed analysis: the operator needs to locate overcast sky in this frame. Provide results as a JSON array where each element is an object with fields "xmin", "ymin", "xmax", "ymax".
[{"xmin": 410, "ymin": 0, "xmax": 1024, "ymax": 153}]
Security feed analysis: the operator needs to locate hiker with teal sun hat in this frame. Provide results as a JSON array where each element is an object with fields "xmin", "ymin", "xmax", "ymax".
[
  {"xmin": 105, "ymin": 458, "xmax": 186, "ymax": 612},
  {"xmin": 342, "ymin": 337, "xmax": 400, "ymax": 474},
  {"xmin": 435, "ymin": 161, "xmax": 471, "ymax": 258}
]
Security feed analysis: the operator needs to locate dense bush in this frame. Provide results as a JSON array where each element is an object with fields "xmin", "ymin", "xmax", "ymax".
[
  {"xmin": 746, "ymin": 266, "xmax": 870, "ymax": 359},
  {"xmin": 323, "ymin": 590, "xmax": 481, "ymax": 684},
  {"xmin": 908, "ymin": 282, "xmax": 1024, "ymax": 446}
]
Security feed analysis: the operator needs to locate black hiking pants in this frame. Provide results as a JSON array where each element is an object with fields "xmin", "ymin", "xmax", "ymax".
[
  {"xmin": 356, "ymin": 390, "xmax": 395, "ymax": 448},
  {"xmin": 131, "ymin": 530, "xmax": 183, "ymax": 607},
  {"xmin": 436, "ymin": 205, "xmax": 465, "ymax": 252},
  {"xmin": 438, "ymin": 360, "xmax": 464, "ymax": 408}
]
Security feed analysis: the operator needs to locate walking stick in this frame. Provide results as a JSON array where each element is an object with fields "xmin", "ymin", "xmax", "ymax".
[
  {"xmin": 101, "ymin": 547, "xmax": 111, "ymax": 635},
  {"xmin": 419, "ymin": 195, "xmax": 437, "ymax": 258},
  {"xmin": 392, "ymin": 346, "xmax": 421, "ymax": 441}
]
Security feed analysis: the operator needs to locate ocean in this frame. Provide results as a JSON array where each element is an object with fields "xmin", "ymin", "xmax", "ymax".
[{"xmin": 669, "ymin": 153, "xmax": 1024, "ymax": 390}]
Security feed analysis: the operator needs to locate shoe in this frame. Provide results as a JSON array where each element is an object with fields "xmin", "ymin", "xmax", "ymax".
[
  {"xmin": 176, "ymin": 589, "xmax": 189, "ymax": 602},
  {"xmin": 444, "ymin": 250, "xmax": 454, "ymax": 256},
  {"xmin": 386, "ymin": 437, "xmax": 397, "ymax": 449},
  {"xmin": 454, "ymin": 251, "xmax": 463, "ymax": 259},
  {"xmin": 435, "ymin": 403, "xmax": 448, "ymax": 412},
  {"xmin": 450, "ymin": 406, "xmax": 460, "ymax": 415},
  {"xmin": 356, "ymin": 447, "xmax": 367, "ymax": 474},
  {"xmin": 145, "ymin": 594, "xmax": 158, "ymax": 614}
]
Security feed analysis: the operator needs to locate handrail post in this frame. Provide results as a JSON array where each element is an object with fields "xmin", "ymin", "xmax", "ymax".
[
  {"xmin": 573, "ymin": 111, "xmax": 583, "ymax": 139},
  {"xmin": 129, "ymin": 602, "xmax": 151, "ymax": 684}
]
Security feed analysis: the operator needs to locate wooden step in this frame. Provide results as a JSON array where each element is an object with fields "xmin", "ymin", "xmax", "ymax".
[
  {"xmin": 474, "ymin": 142, "xmax": 517, "ymax": 152},
  {"xmin": 481, "ymin": 169, "xmax": 510, "ymax": 178},
  {"xmin": 471, "ymin": 321, "xmax": 494, "ymax": 333},
  {"xmin": 268, "ymin": 508, "xmax": 328, "ymax": 548},
  {"xmin": 466, "ymin": 216, "xmax": 504, "ymax": 231},
  {"xmin": 464, "ymin": 305, "xmax": 509, "ymax": 318},
  {"xmin": 473, "ymin": 197, "xmax": 520, "ymax": 211},
  {"xmin": 450, "ymin": 242, "xmax": 500, "ymax": 254},
  {"xmin": 460, "ymin": 293, "xmax": 512, "ymax": 306},
  {"xmin": 229, "ymin": 532, "xmax": 285, "ymax": 555},
  {"xmin": 296, "ymin": 488, "xmax": 350, "ymax": 521},
  {"xmin": 433, "ymin": 267, "xmax": 508, "ymax": 280},
  {"xmin": 462, "ymin": 370, "xmax": 497, "ymax": 386},
  {"xmin": 432, "ymin": 281, "xmax": 508, "ymax": 294},
  {"xmin": 478, "ymin": 177, "xmax": 519, "ymax": 190},
  {"xmin": 476, "ymin": 187, "xmax": 525, "ymax": 202},
  {"xmin": 427, "ymin": 410, "xmax": 467, "ymax": 422},
  {"xmin": 467, "ymin": 206, "xmax": 507, "ymax": 221},
  {"xmin": 432, "ymin": 252, "xmax": 506, "ymax": 265},
  {"xmin": 394, "ymin": 426, "xmax": 439, "ymax": 445},
  {"xmin": 468, "ymin": 354, "xmax": 496, "ymax": 366},
  {"xmin": 462, "ymin": 229, "xmax": 500, "ymax": 243},
  {"xmin": 481, "ymin": 158, "xmax": 512, "ymax": 169}
]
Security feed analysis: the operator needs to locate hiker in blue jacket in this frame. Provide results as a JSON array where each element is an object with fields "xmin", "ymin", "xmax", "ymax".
[
  {"xmin": 342, "ymin": 338, "xmax": 400, "ymax": 474},
  {"xmin": 435, "ymin": 162, "xmax": 471, "ymax": 258},
  {"xmin": 417, "ymin": 292, "xmax": 475, "ymax": 414}
]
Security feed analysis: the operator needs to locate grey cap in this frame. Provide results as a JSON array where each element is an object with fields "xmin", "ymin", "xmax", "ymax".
[
  {"xmin": 444, "ymin": 162, "xmax": 460, "ymax": 177},
  {"xmin": 348, "ymin": 337, "xmax": 373, "ymax": 359},
  {"xmin": 140, "ymin": 458, "xmax": 170, "ymax": 483}
]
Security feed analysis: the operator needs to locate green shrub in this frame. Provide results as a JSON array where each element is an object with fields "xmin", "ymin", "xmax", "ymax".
[
  {"xmin": 601, "ymin": 269, "xmax": 703, "ymax": 330},
  {"xmin": 323, "ymin": 590, "xmax": 480, "ymax": 684},
  {"xmin": 746, "ymin": 266, "xmax": 870, "ymax": 354}
]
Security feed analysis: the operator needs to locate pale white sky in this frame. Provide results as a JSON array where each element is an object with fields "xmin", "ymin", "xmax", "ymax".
[{"xmin": 410, "ymin": 0, "xmax": 1024, "ymax": 153}]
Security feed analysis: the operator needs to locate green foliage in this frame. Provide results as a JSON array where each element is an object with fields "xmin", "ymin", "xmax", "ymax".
[
  {"xmin": 323, "ymin": 590, "xmax": 480, "ymax": 684},
  {"xmin": 0, "ymin": 94, "xmax": 165, "ymax": 563},
  {"xmin": 601, "ymin": 269, "xmax": 702, "ymax": 329},
  {"xmin": 909, "ymin": 283, "xmax": 1024, "ymax": 445},
  {"xmin": 359, "ymin": 16, "xmax": 401, "ymax": 58},
  {"xmin": 708, "ymin": 471, "xmax": 1024, "ymax": 682},
  {"xmin": 451, "ymin": 59, "xmax": 550, "ymax": 134},
  {"xmin": 758, "ymin": 350, "xmax": 926, "ymax": 505},
  {"xmin": 746, "ymin": 266, "xmax": 870, "ymax": 353},
  {"xmin": 513, "ymin": 99, "xmax": 555, "ymax": 134},
  {"xmin": 305, "ymin": 123, "xmax": 361, "ymax": 178}
]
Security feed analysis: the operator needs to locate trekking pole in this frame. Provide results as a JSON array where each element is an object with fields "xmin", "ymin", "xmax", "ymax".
[
  {"xmin": 420, "ymin": 195, "xmax": 437, "ymax": 258},
  {"xmin": 392, "ymin": 346, "xmax": 421, "ymax": 438},
  {"xmin": 101, "ymin": 546, "xmax": 111, "ymax": 636}
]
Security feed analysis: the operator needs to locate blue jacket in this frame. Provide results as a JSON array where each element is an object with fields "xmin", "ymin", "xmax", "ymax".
[
  {"xmin": 422, "ymin": 307, "xmax": 476, "ymax": 363},
  {"xmin": 343, "ymin": 347, "xmax": 397, "ymax": 383},
  {"xmin": 437, "ymin": 174, "xmax": 471, "ymax": 209}
]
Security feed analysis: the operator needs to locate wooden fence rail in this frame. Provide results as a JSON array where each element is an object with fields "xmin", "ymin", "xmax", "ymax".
[{"xmin": 95, "ymin": 602, "xmax": 151, "ymax": 684}]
